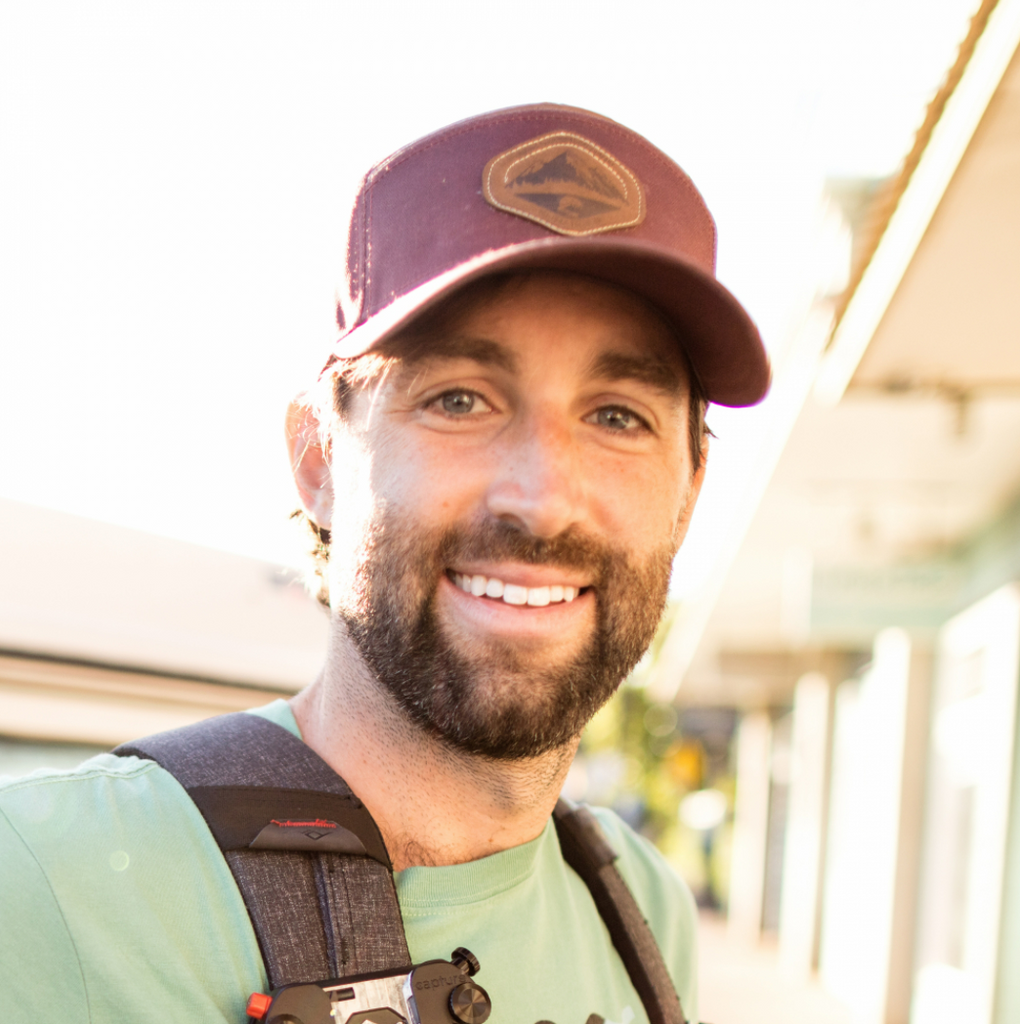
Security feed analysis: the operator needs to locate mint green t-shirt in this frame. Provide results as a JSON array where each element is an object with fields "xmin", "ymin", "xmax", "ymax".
[{"xmin": 0, "ymin": 701, "xmax": 698, "ymax": 1023}]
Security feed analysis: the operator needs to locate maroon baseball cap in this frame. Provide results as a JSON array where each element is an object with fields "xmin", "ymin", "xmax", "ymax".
[{"xmin": 330, "ymin": 103, "xmax": 770, "ymax": 407}]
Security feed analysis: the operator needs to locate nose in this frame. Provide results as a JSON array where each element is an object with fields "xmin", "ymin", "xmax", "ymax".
[{"xmin": 484, "ymin": 410, "xmax": 586, "ymax": 539}]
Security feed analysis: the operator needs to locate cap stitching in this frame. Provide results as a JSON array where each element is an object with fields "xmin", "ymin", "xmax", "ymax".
[
  {"xmin": 343, "ymin": 179, "xmax": 369, "ymax": 333},
  {"xmin": 363, "ymin": 170, "xmax": 375, "ymax": 326}
]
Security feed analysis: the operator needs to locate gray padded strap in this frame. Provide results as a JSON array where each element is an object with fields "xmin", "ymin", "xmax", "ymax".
[
  {"xmin": 115, "ymin": 713, "xmax": 411, "ymax": 987},
  {"xmin": 224, "ymin": 850, "xmax": 405, "ymax": 984},
  {"xmin": 554, "ymin": 799, "xmax": 687, "ymax": 1024},
  {"xmin": 117, "ymin": 711, "xmax": 361, "ymax": 791}
]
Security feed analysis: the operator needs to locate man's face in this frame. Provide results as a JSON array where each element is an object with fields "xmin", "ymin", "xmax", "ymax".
[{"xmin": 319, "ymin": 272, "xmax": 704, "ymax": 759}]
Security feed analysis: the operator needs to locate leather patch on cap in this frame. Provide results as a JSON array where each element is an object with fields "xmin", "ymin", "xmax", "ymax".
[{"xmin": 483, "ymin": 132, "xmax": 645, "ymax": 236}]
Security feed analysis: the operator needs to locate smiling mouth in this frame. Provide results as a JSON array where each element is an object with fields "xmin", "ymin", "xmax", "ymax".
[{"xmin": 449, "ymin": 571, "xmax": 588, "ymax": 607}]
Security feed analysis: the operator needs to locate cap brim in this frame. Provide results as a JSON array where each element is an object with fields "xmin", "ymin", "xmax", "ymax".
[{"xmin": 331, "ymin": 236, "xmax": 770, "ymax": 408}]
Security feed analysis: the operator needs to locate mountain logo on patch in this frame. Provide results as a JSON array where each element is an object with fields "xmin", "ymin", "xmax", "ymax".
[{"xmin": 483, "ymin": 132, "xmax": 645, "ymax": 237}]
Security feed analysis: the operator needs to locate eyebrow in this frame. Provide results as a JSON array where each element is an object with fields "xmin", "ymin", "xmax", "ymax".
[
  {"xmin": 396, "ymin": 333, "xmax": 519, "ymax": 374},
  {"xmin": 584, "ymin": 350, "xmax": 685, "ymax": 398},
  {"xmin": 392, "ymin": 332, "xmax": 683, "ymax": 397}
]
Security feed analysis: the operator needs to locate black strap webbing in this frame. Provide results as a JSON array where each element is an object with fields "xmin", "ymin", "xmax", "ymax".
[
  {"xmin": 554, "ymin": 799, "xmax": 687, "ymax": 1024},
  {"xmin": 117, "ymin": 713, "xmax": 687, "ymax": 1023},
  {"xmin": 115, "ymin": 713, "xmax": 411, "ymax": 987}
]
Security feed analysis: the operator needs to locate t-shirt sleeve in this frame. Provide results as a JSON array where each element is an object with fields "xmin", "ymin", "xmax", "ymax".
[
  {"xmin": 590, "ymin": 807, "xmax": 700, "ymax": 1023},
  {"xmin": 0, "ymin": 807, "xmax": 89, "ymax": 1024}
]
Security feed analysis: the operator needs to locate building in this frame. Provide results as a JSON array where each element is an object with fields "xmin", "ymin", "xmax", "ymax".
[
  {"xmin": 0, "ymin": 497, "xmax": 327, "ymax": 772},
  {"xmin": 655, "ymin": 2, "xmax": 1020, "ymax": 1021}
]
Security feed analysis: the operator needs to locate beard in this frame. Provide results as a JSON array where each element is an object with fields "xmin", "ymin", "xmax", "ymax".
[{"xmin": 334, "ymin": 513, "xmax": 676, "ymax": 760}]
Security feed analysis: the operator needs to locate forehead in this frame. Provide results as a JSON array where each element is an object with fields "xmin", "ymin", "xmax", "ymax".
[{"xmin": 380, "ymin": 270, "xmax": 691, "ymax": 390}]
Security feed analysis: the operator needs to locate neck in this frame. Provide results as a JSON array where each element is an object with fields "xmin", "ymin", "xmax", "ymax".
[{"xmin": 290, "ymin": 633, "xmax": 579, "ymax": 872}]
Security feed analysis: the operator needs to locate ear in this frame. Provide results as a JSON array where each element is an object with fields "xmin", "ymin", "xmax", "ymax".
[
  {"xmin": 285, "ymin": 396, "xmax": 334, "ymax": 531},
  {"xmin": 674, "ymin": 441, "xmax": 708, "ymax": 548}
]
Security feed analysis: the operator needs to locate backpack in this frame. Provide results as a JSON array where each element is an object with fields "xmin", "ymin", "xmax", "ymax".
[{"xmin": 115, "ymin": 711, "xmax": 687, "ymax": 1024}]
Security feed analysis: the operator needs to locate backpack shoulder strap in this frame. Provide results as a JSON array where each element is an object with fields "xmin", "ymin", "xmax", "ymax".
[
  {"xmin": 116, "ymin": 713, "xmax": 690, "ymax": 1021},
  {"xmin": 554, "ymin": 799, "xmax": 688, "ymax": 1024},
  {"xmin": 115, "ymin": 712, "xmax": 411, "ymax": 988}
]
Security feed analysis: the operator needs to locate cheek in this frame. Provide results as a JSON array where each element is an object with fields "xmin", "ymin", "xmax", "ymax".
[
  {"xmin": 593, "ymin": 450, "xmax": 690, "ymax": 550},
  {"xmin": 365, "ymin": 429, "xmax": 491, "ymax": 518}
]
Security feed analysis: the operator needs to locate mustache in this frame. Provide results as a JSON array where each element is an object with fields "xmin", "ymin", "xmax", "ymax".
[{"xmin": 428, "ymin": 519, "xmax": 616, "ymax": 580}]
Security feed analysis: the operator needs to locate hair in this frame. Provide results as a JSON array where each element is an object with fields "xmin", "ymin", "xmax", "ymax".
[{"xmin": 292, "ymin": 273, "xmax": 710, "ymax": 608}]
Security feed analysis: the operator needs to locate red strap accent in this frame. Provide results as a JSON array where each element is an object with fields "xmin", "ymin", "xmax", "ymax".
[{"xmin": 246, "ymin": 992, "xmax": 273, "ymax": 1020}]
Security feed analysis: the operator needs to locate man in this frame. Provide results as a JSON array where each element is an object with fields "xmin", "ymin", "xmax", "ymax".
[{"xmin": 0, "ymin": 105, "xmax": 768, "ymax": 1024}]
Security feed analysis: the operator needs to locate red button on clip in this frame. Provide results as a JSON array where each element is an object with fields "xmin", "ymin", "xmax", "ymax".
[{"xmin": 246, "ymin": 992, "xmax": 273, "ymax": 1020}]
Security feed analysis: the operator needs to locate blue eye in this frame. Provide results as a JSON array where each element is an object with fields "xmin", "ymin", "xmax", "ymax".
[
  {"xmin": 440, "ymin": 391, "xmax": 477, "ymax": 415},
  {"xmin": 594, "ymin": 406, "xmax": 645, "ymax": 432}
]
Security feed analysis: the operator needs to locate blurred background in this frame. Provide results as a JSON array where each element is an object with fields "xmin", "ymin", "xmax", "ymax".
[{"xmin": 2, "ymin": 2, "xmax": 1020, "ymax": 1022}]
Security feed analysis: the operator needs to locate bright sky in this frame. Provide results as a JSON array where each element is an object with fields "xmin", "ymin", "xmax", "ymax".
[{"xmin": 0, "ymin": 0, "xmax": 981, "ymax": 570}]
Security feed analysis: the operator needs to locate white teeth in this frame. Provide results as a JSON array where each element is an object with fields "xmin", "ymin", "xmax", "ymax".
[{"xmin": 452, "ymin": 573, "xmax": 583, "ymax": 607}]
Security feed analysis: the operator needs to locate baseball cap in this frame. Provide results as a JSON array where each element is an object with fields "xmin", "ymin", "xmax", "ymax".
[{"xmin": 330, "ymin": 103, "xmax": 770, "ymax": 407}]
